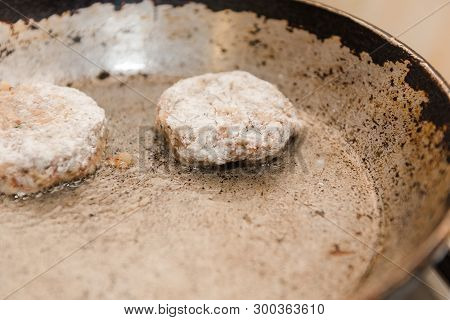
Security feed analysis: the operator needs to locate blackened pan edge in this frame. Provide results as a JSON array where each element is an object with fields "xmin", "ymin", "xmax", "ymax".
[
  {"xmin": 0, "ymin": 0, "xmax": 448, "ymax": 154},
  {"xmin": 169, "ymin": 0, "xmax": 450, "ymax": 156}
]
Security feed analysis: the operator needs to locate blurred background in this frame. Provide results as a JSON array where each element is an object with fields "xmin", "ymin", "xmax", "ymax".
[{"xmin": 318, "ymin": 0, "xmax": 450, "ymax": 82}]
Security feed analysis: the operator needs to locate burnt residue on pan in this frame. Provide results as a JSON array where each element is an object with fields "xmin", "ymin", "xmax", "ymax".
[
  {"xmin": 155, "ymin": 0, "xmax": 450, "ymax": 154},
  {"xmin": 0, "ymin": 0, "xmax": 447, "ymax": 155},
  {"xmin": 1, "ymin": 73, "xmax": 382, "ymax": 299},
  {"xmin": 0, "ymin": 1, "xmax": 448, "ymax": 300}
]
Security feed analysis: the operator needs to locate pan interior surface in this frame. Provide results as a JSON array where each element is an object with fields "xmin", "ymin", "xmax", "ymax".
[
  {"xmin": 0, "ymin": 1, "xmax": 448, "ymax": 299},
  {"xmin": 1, "ymin": 74, "xmax": 380, "ymax": 299}
]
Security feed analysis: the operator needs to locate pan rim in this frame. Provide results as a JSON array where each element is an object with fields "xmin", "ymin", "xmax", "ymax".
[
  {"xmin": 300, "ymin": 0, "xmax": 450, "ymax": 299},
  {"xmin": 0, "ymin": 0, "xmax": 448, "ymax": 299}
]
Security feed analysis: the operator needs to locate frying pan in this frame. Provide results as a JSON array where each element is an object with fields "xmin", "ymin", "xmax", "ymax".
[{"xmin": 0, "ymin": 0, "xmax": 448, "ymax": 299}]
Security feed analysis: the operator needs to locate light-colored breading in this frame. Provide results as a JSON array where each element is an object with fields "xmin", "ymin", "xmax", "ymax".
[
  {"xmin": 0, "ymin": 82, "xmax": 106, "ymax": 194},
  {"xmin": 156, "ymin": 71, "xmax": 301, "ymax": 165}
]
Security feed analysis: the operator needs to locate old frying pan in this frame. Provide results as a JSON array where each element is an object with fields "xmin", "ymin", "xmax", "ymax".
[{"xmin": 0, "ymin": 0, "xmax": 448, "ymax": 299}]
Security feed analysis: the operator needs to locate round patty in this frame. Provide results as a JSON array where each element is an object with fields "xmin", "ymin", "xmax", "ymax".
[
  {"xmin": 156, "ymin": 71, "xmax": 301, "ymax": 165},
  {"xmin": 0, "ymin": 82, "xmax": 107, "ymax": 194}
]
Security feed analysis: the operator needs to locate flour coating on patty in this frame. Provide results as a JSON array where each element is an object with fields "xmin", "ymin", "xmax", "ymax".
[
  {"xmin": 0, "ymin": 82, "xmax": 107, "ymax": 194},
  {"xmin": 156, "ymin": 71, "xmax": 301, "ymax": 165}
]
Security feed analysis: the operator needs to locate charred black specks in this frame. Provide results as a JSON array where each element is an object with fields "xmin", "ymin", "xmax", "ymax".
[{"xmin": 97, "ymin": 71, "xmax": 110, "ymax": 80}]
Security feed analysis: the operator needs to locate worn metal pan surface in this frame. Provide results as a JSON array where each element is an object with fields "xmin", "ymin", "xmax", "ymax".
[{"xmin": 0, "ymin": 0, "xmax": 448, "ymax": 299}]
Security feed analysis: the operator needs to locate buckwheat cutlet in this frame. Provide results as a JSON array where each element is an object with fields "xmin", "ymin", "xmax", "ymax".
[
  {"xmin": 0, "ymin": 81, "xmax": 107, "ymax": 194},
  {"xmin": 156, "ymin": 71, "xmax": 301, "ymax": 165}
]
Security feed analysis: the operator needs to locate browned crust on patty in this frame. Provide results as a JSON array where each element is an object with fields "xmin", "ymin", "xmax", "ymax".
[{"xmin": 0, "ymin": 133, "xmax": 107, "ymax": 195}]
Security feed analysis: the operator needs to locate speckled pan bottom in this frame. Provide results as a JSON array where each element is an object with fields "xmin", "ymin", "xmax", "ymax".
[
  {"xmin": 0, "ymin": 0, "xmax": 447, "ymax": 299},
  {"xmin": 0, "ymin": 75, "xmax": 381, "ymax": 299}
]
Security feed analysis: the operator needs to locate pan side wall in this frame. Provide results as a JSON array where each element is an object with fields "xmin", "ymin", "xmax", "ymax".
[{"xmin": 0, "ymin": 0, "xmax": 448, "ymax": 298}]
